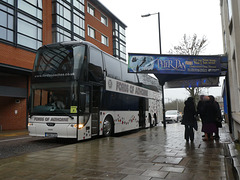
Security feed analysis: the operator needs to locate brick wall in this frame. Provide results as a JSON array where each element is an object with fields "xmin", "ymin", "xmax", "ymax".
[
  {"xmin": 85, "ymin": 0, "xmax": 113, "ymax": 55},
  {"xmin": 42, "ymin": 0, "xmax": 52, "ymax": 45},
  {"xmin": 0, "ymin": 97, "xmax": 27, "ymax": 131},
  {"xmin": 0, "ymin": 0, "xmax": 52, "ymax": 70},
  {"xmin": 0, "ymin": 43, "xmax": 36, "ymax": 70}
]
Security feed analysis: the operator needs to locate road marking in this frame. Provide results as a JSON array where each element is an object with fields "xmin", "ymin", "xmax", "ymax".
[{"xmin": 0, "ymin": 136, "xmax": 32, "ymax": 143}]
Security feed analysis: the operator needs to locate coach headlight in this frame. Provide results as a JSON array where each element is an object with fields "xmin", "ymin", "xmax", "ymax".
[
  {"xmin": 28, "ymin": 123, "xmax": 33, "ymax": 126},
  {"xmin": 74, "ymin": 124, "xmax": 84, "ymax": 129},
  {"xmin": 78, "ymin": 124, "xmax": 84, "ymax": 129}
]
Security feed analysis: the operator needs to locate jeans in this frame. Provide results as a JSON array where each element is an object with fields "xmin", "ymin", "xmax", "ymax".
[{"xmin": 185, "ymin": 125, "xmax": 194, "ymax": 141}]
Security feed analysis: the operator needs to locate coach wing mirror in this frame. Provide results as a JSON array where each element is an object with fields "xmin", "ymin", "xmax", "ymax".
[
  {"xmin": 28, "ymin": 96, "xmax": 32, "ymax": 111},
  {"xmin": 28, "ymin": 96, "xmax": 33, "ymax": 118},
  {"xmin": 79, "ymin": 92, "xmax": 86, "ymax": 112}
]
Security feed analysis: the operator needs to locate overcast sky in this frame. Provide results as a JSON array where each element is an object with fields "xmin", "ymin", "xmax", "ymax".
[{"xmin": 99, "ymin": 0, "xmax": 224, "ymax": 101}]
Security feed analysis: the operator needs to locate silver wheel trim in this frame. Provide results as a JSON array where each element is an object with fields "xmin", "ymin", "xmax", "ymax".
[{"xmin": 103, "ymin": 120, "xmax": 111, "ymax": 135}]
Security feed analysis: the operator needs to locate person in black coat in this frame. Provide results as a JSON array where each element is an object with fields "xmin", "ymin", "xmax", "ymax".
[
  {"xmin": 182, "ymin": 97, "xmax": 197, "ymax": 142},
  {"xmin": 202, "ymin": 96, "xmax": 218, "ymax": 141},
  {"xmin": 197, "ymin": 95, "xmax": 207, "ymax": 137},
  {"xmin": 209, "ymin": 95, "xmax": 222, "ymax": 140}
]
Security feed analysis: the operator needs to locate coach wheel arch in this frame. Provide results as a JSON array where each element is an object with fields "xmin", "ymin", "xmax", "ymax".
[{"xmin": 103, "ymin": 115, "xmax": 114, "ymax": 137}]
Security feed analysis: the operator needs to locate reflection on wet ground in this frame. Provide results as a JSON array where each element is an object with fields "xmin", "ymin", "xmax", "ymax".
[{"xmin": 0, "ymin": 122, "xmax": 233, "ymax": 179}]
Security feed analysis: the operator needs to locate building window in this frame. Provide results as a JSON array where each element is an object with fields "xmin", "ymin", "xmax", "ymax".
[
  {"xmin": 88, "ymin": 26, "xmax": 95, "ymax": 39},
  {"xmin": 0, "ymin": 0, "xmax": 43, "ymax": 50},
  {"xmin": 87, "ymin": 3, "xmax": 95, "ymax": 16},
  {"xmin": 73, "ymin": 0, "xmax": 84, "ymax": 13},
  {"xmin": 17, "ymin": 13, "xmax": 42, "ymax": 49},
  {"xmin": 227, "ymin": 0, "xmax": 232, "ymax": 20},
  {"xmin": 0, "ymin": 4, "xmax": 14, "ymax": 42},
  {"xmin": 119, "ymin": 26, "xmax": 125, "ymax": 36},
  {"xmin": 101, "ymin": 34, "xmax": 108, "ymax": 46},
  {"xmin": 18, "ymin": 0, "xmax": 42, "ymax": 19},
  {"xmin": 52, "ymin": 0, "xmax": 85, "ymax": 43},
  {"xmin": 101, "ymin": 14, "xmax": 108, "ymax": 26},
  {"xmin": 113, "ymin": 21, "xmax": 126, "ymax": 61}
]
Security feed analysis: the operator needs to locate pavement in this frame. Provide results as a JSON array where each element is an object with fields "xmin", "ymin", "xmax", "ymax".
[
  {"xmin": 0, "ymin": 129, "xmax": 28, "ymax": 138},
  {"xmin": 0, "ymin": 122, "xmax": 239, "ymax": 180}
]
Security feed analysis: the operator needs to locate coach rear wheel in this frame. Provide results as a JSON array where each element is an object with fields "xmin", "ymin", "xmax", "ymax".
[{"xmin": 103, "ymin": 117, "xmax": 114, "ymax": 136}]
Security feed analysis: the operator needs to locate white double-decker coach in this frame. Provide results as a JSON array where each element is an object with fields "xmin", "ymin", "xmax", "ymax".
[{"xmin": 28, "ymin": 41, "xmax": 161, "ymax": 141}]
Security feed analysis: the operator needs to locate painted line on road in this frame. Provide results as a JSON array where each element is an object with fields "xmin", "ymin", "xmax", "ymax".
[{"xmin": 0, "ymin": 136, "xmax": 32, "ymax": 143}]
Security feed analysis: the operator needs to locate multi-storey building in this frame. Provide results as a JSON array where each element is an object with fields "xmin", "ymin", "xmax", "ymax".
[
  {"xmin": 0, "ymin": 0, "xmax": 126, "ymax": 131},
  {"xmin": 220, "ymin": 0, "xmax": 240, "ymax": 140}
]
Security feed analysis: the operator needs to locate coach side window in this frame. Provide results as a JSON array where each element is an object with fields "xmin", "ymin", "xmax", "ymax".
[
  {"xmin": 89, "ymin": 47, "xmax": 104, "ymax": 82},
  {"xmin": 121, "ymin": 63, "xmax": 137, "ymax": 83},
  {"xmin": 103, "ymin": 53, "xmax": 121, "ymax": 80}
]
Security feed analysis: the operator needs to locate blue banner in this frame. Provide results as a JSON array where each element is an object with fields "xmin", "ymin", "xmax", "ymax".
[{"xmin": 128, "ymin": 53, "xmax": 223, "ymax": 75}]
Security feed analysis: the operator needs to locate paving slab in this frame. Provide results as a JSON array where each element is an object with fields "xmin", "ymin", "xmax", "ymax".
[{"xmin": 0, "ymin": 122, "xmax": 235, "ymax": 179}]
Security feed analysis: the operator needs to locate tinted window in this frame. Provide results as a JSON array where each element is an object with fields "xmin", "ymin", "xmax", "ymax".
[
  {"xmin": 33, "ymin": 44, "xmax": 86, "ymax": 81},
  {"xmin": 89, "ymin": 47, "xmax": 103, "ymax": 82},
  {"xmin": 121, "ymin": 63, "xmax": 137, "ymax": 83},
  {"xmin": 103, "ymin": 53, "xmax": 121, "ymax": 80},
  {"xmin": 102, "ymin": 91, "xmax": 139, "ymax": 111}
]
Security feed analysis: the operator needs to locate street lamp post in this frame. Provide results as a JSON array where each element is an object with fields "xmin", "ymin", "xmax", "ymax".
[
  {"xmin": 141, "ymin": 12, "xmax": 162, "ymax": 54},
  {"xmin": 141, "ymin": 12, "xmax": 166, "ymax": 128}
]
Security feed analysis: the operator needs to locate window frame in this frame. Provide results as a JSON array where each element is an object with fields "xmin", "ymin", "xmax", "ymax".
[
  {"xmin": 88, "ymin": 26, "xmax": 95, "ymax": 39},
  {"xmin": 52, "ymin": 0, "xmax": 85, "ymax": 43},
  {"xmin": 87, "ymin": 3, "xmax": 95, "ymax": 16},
  {"xmin": 113, "ymin": 21, "xmax": 126, "ymax": 61},
  {"xmin": 101, "ymin": 13, "xmax": 108, "ymax": 26},
  {"xmin": 101, "ymin": 34, "xmax": 108, "ymax": 46},
  {"xmin": 0, "ymin": 0, "xmax": 43, "ymax": 51}
]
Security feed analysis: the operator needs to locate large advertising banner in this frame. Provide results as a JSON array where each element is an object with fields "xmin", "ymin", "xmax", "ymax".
[{"xmin": 128, "ymin": 53, "xmax": 222, "ymax": 75}]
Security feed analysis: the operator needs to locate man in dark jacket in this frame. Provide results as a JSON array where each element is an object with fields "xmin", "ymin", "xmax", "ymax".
[
  {"xmin": 197, "ymin": 95, "xmax": 206, "ymax": 137},
  {"xmin": 209, "ymin": 95, "xmax": 222, "ymax": 140},
  {"xmin": 182, "ymin": 97, "xmax": 197, "ymax": 142},
  {"xmin": 202, "ymin": 96, "xmax": 218, "ymax": 141}
]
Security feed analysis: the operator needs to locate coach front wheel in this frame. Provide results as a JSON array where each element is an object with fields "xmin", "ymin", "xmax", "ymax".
[{"xmin": 103, "ymin": 117, "xmax": 114, "ymax": 136}]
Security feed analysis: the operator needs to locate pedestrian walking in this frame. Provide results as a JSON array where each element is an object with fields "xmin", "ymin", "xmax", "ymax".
[
  {"xmin": 202, "ymin": 96, "xmax": 218, "ymax": 141},
  {"xmin": 209, "ymin": 95, "xmax": 222, "ymax": 140},
  {"xmin": 197, "ymin": 95, "xmax": 206, "ymax": 137},
  {"xmin": 182, "ymin": 97, "xmax": 197, "ymax": 142}
]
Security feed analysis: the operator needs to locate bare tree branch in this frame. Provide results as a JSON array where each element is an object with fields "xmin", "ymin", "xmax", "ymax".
[{"xmin": 169, "ymin": 34, "xmax": 208, "ymax": 103}]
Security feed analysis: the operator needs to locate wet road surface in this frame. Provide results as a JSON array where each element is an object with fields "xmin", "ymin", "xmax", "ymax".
[
  {"xmin": 0, "ymin": 122, "xmax": 234, "ymax": 179},
  {"xmin": 0, "ymin": 135, "xmax": 76, "ymax": 159}
]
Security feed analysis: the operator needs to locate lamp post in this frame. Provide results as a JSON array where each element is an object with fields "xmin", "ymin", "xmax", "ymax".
[
  {"xmin": 141, "ymin": 12, "xmax": 162, "ymax": 54},
  {"xmin": 141, "ymin": 12, "xmax": 166, "ymax": 128}
]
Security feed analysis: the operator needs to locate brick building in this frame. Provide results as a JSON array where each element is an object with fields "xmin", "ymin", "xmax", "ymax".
[{"xmin": 0, "ymin": 0, "xmax": 126, "ymax": 131}]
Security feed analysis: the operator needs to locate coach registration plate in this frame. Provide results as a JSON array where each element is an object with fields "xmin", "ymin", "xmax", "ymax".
[{"xmin": 45, "ymin": 133, "xmax": 58, "ymax": 137}]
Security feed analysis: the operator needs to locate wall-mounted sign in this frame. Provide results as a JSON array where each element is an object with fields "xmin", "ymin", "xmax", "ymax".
[
  {"xmin": 128, "ymin": 53, "xmax": 222, "ymax": 76},
  {"xmin": 165, "ymin": 77, "xmax": 219, "ymax": 88}
]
